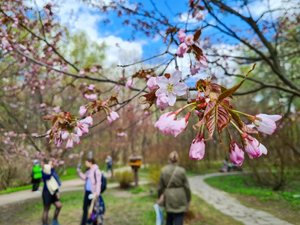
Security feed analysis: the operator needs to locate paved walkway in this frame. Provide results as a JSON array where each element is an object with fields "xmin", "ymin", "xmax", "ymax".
[{"xmin": 189, "ymin": 172, "xmax": 293, "ymax": 225}]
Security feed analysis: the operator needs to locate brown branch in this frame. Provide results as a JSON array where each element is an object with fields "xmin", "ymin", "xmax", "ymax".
[
  {"xmin": 0, "ymin": 7, "xmax": 80, "ymax": 73},
  {"xmin": 15, "ymin": 49, "xmax": 148, "ymax": 94},
  {"xmin": 206, "ymin": 0, "xmax": 300, "ymax": 92},
  {"xmin": 0, "ymin": 100, "xmax": 41, "ymax": 152}
]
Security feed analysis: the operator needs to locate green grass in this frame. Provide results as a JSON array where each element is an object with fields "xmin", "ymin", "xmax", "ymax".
[
  {"xmin": 205, "ymin": 174, "xmax": 300, "ymax": 224},
  {"xmin": 0, "ymin": 185, "xmax": 242, "ymax": 225},
  {"xmin": 0, "ymin": 167, "xmax": 79, "ymax": 195},
  {"xmin": 59, "ymin": 167, "xmax": 78, "ymax": 181},
  {"xmin": 0, "ymin": 184, "xmax": 33, "ymax": 195},
  {"xmin": 140, "ymin": 162, "xmax": 223, "ymax": 176}
]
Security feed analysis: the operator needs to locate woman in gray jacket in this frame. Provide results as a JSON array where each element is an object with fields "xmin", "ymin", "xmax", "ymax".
[{"xmin": 158, "ymin": 151, "xmax": 191, "ymax": 225}]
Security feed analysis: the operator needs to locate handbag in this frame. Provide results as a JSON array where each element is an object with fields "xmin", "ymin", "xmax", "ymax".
[{"xmin": 157, "ymin": 166, "xmax": 178, "ymax": 207}]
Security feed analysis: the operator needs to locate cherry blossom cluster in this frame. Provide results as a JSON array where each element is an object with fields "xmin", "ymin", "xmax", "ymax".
[
  {"xmin": 176, "ymin": 28, "xmax": 208, "ymax": 75},
  {"xmin": 79, "ymin": 97, "xmax": 119, "ymax": 124},
  {"xmin": 0, "ymin": 130, "xmax": 32, "ymax": 159},
  {"xmin": 44, "ymin": 111, "xmax": 93, "ymax": 149},
  {"xmin": 142, "ymin": 70, "xmax": 188, "ymax": 111},
  {"xmin": 79, "ymin": 83, "xmax": 101, "ymax": 100},
  {"xmin": 153, "ymin": 67, "xmax": 282, "ymax": 166}
]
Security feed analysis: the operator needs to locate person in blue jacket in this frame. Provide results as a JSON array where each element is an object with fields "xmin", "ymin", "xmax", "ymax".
[{"xmin": 42, "ymin": 160, "xmax": 62, "ymax": 225}]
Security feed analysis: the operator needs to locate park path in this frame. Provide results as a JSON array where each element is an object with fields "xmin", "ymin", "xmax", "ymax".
[
  {"xmin": 189, "ymin": 172, "xmax": 293, "ymax": 225},
  {"xmin": 0, "ymin": 166, "xmax": 139, "ymax": 207}
]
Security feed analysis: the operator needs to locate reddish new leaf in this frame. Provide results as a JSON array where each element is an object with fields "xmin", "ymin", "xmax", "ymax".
[
  {"xmin": 227, "ymin": 108, "xmax": 243, "ymax": 128},
  {"xmin": 193, "ymin": 28, "xmax": 202, "ymax": 42},
  {"xmin": 204, "ymin": 106, "xmax": 216, "ymax": 141},
  {"xmin": 217, "ymin": 105, "xmax": 231, "ymax": 134},
  {"xmin": 242, "ymin": 122, "xmax": 258, "ymax": 134},
  {"xmin": 139, "ymin": 89, "xmax": 157, "ymax": 107}
]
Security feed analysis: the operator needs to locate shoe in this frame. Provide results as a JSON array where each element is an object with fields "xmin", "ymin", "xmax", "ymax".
[{"xmin": 51, "ymin": 219, "xmax": 61, "ymax": 225}]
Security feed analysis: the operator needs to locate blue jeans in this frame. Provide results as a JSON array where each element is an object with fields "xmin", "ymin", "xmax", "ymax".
[{"xmin": 106, "ymin": 164, "xmax": 111, "ymax": 172}]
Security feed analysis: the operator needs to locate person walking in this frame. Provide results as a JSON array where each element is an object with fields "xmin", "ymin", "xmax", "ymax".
[
  {"xmin": 77, "ymin": 158, "xmax": 102, "ymax": 225},
  {"xmin": 105, "ymin": 155, "xmax": 112, "ymax": 173},
  {"xmin": 220, "ymin": 158, "xmax": 229, "ymax": 172},
  {"xmin": 158, "ymin": 151, "xmax": 191, "ymax": 225},
  {"xmin": 31, "ymin": 160, "xmax": 42, "ymax": 192},
  {"xmin": 42, "ymin": 160, "xmax": 62, "ymax": 225}
]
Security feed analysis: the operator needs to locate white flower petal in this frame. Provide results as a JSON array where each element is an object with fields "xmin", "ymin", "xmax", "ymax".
[
  {"xmin": 173, "ymin": 82, "xmax": 188, "ymax": 96},
  {"xmin": 259, "ymin": 143, "xmax": 267, "ymax": 155},
  {"xmin": 157, "ymin": 76, "xmax": 168, "ymax": 88},
  {"xmin": 169, "ymin": 70, "xmax": 182, "ymax": 85},
  {"xmin": 168, "ymin": 93, "xmax": 177, "ymax": 106},
  {"xmin": 155, "ymin": 87, "xmax": 167, "ymax": 96}
]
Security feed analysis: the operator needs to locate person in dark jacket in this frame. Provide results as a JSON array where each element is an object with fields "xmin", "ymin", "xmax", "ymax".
[
  {"xmin": 158, "ymin": 151, "xmax": 191, "ymax": 225},
  {"xmin": 31, "ymin": 160, "xmax": 42, "ymax": 192},
  {"xmin": 42, "ymin": 160, "xmax": 62, "ymax": 225}
]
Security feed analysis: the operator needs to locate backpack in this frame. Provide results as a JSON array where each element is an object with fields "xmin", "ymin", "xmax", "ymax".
[{"xmin": 94, "ymin": 170, "xmax": 107, "ymax": 194}]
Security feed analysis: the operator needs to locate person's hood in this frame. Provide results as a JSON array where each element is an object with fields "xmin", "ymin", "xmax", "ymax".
[
  {"xmin": 44, "ymin": 164, "xmax": 51, "ymax": 174},
  {"xmin": 92, "ymin": 164, "xmax": 99, "ymax": 170}
]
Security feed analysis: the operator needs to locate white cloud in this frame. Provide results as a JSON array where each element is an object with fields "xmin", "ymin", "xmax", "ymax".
[
  {"xmin": 241, "ymin": 0, "xmax": 299, "ymax": 19},
  {"xmin": 97, "ymin": 35, "xmax": 143, "ymax": 65},
  {"xmin": 31, "ymin": 0, "xmax": 143, "ymax": 67}
]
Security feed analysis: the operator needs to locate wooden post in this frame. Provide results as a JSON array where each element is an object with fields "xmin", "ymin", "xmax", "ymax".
[{"xmin": 134, "ymin": 169, "xmax": 138, "ymax": 187}]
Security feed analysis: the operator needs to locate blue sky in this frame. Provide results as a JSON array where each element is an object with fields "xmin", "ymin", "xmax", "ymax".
[{"xmin": 32, "ymin": 0, "xmax": 295, "ymax": 86}]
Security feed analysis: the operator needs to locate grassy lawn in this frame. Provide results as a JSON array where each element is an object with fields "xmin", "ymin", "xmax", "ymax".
[
  {"xmin": 140, "ymin": 162, "xmax": 223, "ymax": 176},
  {"xmin": 0, "ymin": 167, "xmax": 79, "ymax": 195},
  {"xmin": 0, "ymin": 185, "xmax": 242, "ymax": 225},
  {"xmin": 205, "ymin": 174, "xmax": 300, "ymax": 224}
]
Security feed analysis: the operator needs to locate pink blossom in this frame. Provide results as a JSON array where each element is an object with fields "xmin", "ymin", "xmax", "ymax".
[
  {"xmin": 156, "ymin": 70, "xmax": 188, "ymax": 106},
  {"xmin": 90, "ymin": 67, "xmax": 98, "ymax": 73},
  {"xmin": 117, "ymin": 132, "xmax": 127, "ymax": 137},
  {"xmin": 66, "ymin": 138, "xmax": 74, "ymax": 149},
  {"xmin": 170, "ymin": 117, "xmax": 188, "ymax": 137},
  {"xmin": 147, "ymin": 77, "xmax": 158, "ymax": 91},
  {"xmin": 62, "ymin": 130, "xmax": 69, "ymax": 140},
  {"xmin": 229, "ymin": 140, "xmax": 244, "ymax": 166},
  {"xmin": 184, "ymin": 34, "xmax": 194, "ymax": 46},
  {"xmin": 76, "ymin": 124, "xmax": 88, "ymax": 137},
  {"xmin": 84, "ymin": 93, "xmax": 97, "ymax": 100},
  {"xmin": 115, "ymin": 85, "xmax": 121, "ymax": 92},
  {"xmin": 190, "ymin": 61, "xmax": 201, "ymax": 75},
  {"xmin": 177, "ymin": 28, "xmax": 186, "ymax": 43},
  {"xmin": 176, "ymin": 43, "xmax": 188, "ymax": 58},
  {"xmin": 88, "ymin": 84, "xmax": 95, "ymax": 90},
  {"xmin": 107, "ymin": 116, "xmax": 113, "ymax": 124},
  {"xmin": 154, "ymin": 112, "xmax": 176, "ymax": 135},
  {"xmin": 199, "ymin": 55, "xmax": 208, "ymax": 68},
  {"xmin": 253, "ymin": 114, "xmax": 282, "ymax": 135},
  {"xmin": 126, "ymin": 79, "xmax": 133, "ymax": 88},
  {"xmin": 195, "ymin": 13, "xmax": 204, "ymax": 21},
  {"xmin": 243, "ymin": 134, "xmax": 267, "ymax": 159},
  {"xmin": 71, "ymin": 133, "xmax": 80, "ymax": 144},
  {"xmin": 79, "ymin": 71, "xmax": 85, "ymax": 76},
  {"xmin": 110, "ymin": 111, "xmax": 119, "ymax": 120},
  {"xmin": 107, "ymin": 111, "xmax": 119, "ymax": 124},
  {"xmin": 156, "ymin": 94, "xmax": 170, "ymax": 111},
  {"xmin": 79, "ymin": 105, "xmax": 87, "ymax": 116},
  {"xmin": 189, "ymin": 137, "xmax": 205, "ymax": 160},
  {"xmin": 81, "ymin": 116, "xmax": 93, "ymax": 126},
  {"xmin": 55, "ymin": 138, "xmax": 63, "ymax": 148}
]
